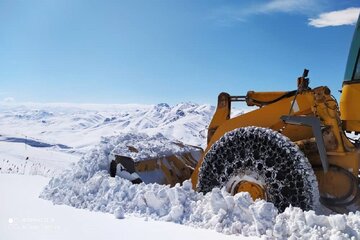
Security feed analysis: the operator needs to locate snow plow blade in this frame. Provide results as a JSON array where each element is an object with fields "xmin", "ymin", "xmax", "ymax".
[{"xmin": 109, "ymin": 143, "xmax": 203, "ymax": 186}]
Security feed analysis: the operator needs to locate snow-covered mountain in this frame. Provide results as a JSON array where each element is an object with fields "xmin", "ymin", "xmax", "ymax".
[
  {"xmin": 0, "ymin": 102, "xmax": 214, "ymax": 151},
  {"xmin": 0, "ymin": 102, "xmax": 214, "ymax": 176}
]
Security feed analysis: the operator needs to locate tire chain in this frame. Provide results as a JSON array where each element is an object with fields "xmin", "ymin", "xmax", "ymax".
[{"xmin": 198, "ymin": 127, "xmax": 318, "ymax": 212}]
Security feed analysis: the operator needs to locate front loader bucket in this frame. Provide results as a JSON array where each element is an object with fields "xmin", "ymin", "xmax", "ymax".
[{"xmin": 109, "ymin": 142, "xmax": 203, "ymax": 186}]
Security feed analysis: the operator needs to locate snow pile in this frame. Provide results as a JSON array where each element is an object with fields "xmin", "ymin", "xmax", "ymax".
[
  {"xmin": 41, "ymin": 133, "xmax": 360, "ymax": 239},
  {"xmin": 109, "ymin": 133, "xmax": 200, "ymax": 161},
  {"xmin": 274, "ymin": 207, "xmax": 360, "ymax": 239}
]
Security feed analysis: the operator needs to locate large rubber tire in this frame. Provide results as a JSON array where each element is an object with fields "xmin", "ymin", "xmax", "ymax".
[{"xmin": 198, "ymin": 127, "xmax": 319, "ymax": 212}]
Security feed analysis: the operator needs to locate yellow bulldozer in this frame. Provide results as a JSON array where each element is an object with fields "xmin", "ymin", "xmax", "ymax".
[{"xmin": 110, "ymin": 15, "xmax": 360, "ymax": 213}]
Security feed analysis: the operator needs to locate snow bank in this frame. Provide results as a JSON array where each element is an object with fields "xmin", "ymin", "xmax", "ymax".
[{"xmin": 41, "ymin": 133, "xmax": 360, "ymax": 239}]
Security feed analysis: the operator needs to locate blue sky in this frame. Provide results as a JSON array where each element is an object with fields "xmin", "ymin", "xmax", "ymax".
[{"xmin": 0, "ymin": 0, "xmax": 359, "ymax": 105}]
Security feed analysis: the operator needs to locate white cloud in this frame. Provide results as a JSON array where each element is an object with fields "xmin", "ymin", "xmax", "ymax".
[
  {"xmin": 212, "ymin": 1, "xmax": 360, "ymax": 27},
  {"xmin": 308, "ymin": 7, "xmax": 360, "ymax": 27},
  {"xmin": 211, "ymin": 0, "xmax": 323, "ymax": 25},
  {"xmin": 258, "ymin": 0, "xmax": 320, "ymax": 14}
]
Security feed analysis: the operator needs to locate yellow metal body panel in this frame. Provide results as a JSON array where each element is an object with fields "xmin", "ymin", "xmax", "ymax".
[{"xmin": 340, "ymin": 82, "xmax": 360, "ymax": 132}]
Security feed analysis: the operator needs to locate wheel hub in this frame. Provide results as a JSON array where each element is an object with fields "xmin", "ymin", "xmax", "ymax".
[
  {"xmin": 236, "ymin": 180, "xmax": 266, "ymax": 200},
  {"xmin": 226, "ymin": 175, "xmax": 267, "ymax": 201}
]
